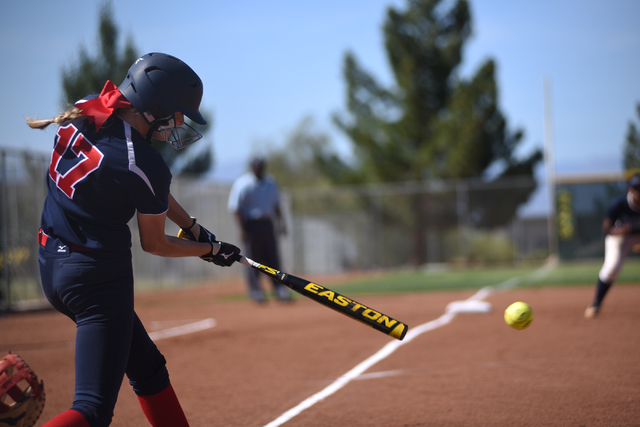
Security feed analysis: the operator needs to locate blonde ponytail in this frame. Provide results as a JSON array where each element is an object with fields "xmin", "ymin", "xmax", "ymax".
[{"xmin": 26, "ymin": 107, "xmax": 84, "ymax": 130}]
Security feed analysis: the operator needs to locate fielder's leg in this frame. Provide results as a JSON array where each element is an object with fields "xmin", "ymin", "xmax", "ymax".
[
  {"xmin": 585, "ymin": 279, "xmax": 612, "ymax": 319},
  {"xmin": 586, "ymin": 234, "xmax": 640, "ymax": 318}
]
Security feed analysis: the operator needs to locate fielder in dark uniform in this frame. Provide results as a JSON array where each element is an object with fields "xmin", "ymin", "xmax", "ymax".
[
  {"xmin": 28, "ymin": 53, "xmax": 240, "ymax": 427},
  {"xmin": 585, "ymin": 174, "xmax": 640, "ymax": 318}
]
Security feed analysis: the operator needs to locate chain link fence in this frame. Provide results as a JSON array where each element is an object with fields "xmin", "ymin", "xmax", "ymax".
[
  {"xmin": 1, "ymin": 148, "xmax": 48, "ymax": 311},
  {"xmin": 286, "ymin": 178, "xmax": 549, "ymax": 274},
  {"xmin": 1, "ymin": 147, "xmax": 549, "ymax": 311}
]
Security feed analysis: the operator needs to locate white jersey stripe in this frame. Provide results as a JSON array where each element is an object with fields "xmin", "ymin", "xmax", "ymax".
[{"xmin": 123, "ymin": 121, "xmax": 156, "ymax": 196}]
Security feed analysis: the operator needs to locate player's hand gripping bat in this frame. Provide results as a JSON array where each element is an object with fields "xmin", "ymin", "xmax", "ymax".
[{"xmin": 178, "ymin": 228, "xmax": 408, "ymax": 340}]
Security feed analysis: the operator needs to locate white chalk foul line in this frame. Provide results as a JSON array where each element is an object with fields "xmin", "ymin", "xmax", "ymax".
[
  {"xmin": 148, "ymin": 318, "xmax": 216, "ymax": 341},
  {"xmin": 263, "ymin": 262, "xmax": 555, "ymax": 427},
  {"xmin": 263, "ymin": 312, "xmax": 456, "ymax": 427},
  {"xmin": 58, "ymin": 318, "xmax": 218, "ymax": 348}
]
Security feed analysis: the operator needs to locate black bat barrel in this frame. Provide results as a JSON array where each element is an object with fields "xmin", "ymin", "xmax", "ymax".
[{"xmin": 281, "ymin": 273, "xmax": 408, "ymax": 340}]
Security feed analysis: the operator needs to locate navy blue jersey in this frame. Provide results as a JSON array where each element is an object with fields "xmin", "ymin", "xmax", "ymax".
[
  {"xmin": 41, "ymin": 115, "xmax": 171, "ymax": 252},
  {"xmin": 605, "ymin": 193, "xmax": 640, "ymax": 233}
]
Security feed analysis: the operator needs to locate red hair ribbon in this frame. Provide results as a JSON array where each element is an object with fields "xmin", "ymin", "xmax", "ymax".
[{"xmin": 75, "ymin": 80, "xmax": 132, "ymax": 131}]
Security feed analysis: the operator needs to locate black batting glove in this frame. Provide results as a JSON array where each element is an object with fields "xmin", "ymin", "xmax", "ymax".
[
  {"xmin": 179, "ymin": 217, "xmax": 199, "ymax": 241},
  {"xmin": 178, "ymin": 218, "xmax": 238, "ymax": 265},
  {"xmin": 202, "ymin": 241, "xmax": 241, "ymax": 266},
  {"xmin": 180, "ymin": 218, "xmax": 216, "ymax": 244},
  {"xmin": 197, "ymin": 225, "xmax": 216, "ymax": 244}
]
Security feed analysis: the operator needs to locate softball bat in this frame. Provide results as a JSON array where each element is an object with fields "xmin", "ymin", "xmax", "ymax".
[{"xmin": 237, "ymin": 255, "xmax": 408, "ymax": 340}]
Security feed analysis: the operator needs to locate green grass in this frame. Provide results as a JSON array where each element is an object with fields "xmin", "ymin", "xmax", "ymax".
[{"xmin": 323, "ymin": 259, "xmax": 640, "ymax": 295}]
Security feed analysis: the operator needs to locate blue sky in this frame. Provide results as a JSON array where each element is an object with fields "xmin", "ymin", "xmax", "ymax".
[{"xmin": 2, "ymin": 0, "xmax": 639, "ymax": 215}]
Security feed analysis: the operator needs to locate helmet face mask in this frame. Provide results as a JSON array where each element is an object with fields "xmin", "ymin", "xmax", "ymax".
[
  {"xmin": 155, "ymin": 118, "xmax": 203, "ymax": 150},
  {"xmin": 119, "ymin": 53, "xmax": 206, "ymax": 149}
]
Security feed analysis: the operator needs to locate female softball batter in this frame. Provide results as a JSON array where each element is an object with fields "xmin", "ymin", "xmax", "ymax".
[{"xmin": 28, "ymin": 53, "xmax": 240, "ymax": 427}]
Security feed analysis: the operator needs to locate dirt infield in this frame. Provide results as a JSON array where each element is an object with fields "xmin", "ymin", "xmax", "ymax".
[{"xmin": 2, "ymin": 280, "xmax": 639, "ymax": 426}]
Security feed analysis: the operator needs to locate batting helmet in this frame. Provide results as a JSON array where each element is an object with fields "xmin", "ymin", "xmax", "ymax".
[
  {"xmin": 0, "ymin": 352, "xmax": 45, "ymax": 427},
  {"xmin": 119, "ymin": 52, "xmax": 207, "ymax": 149}
]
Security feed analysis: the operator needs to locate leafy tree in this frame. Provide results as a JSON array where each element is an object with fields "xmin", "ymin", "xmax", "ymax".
[
  {"xmin": 61, "ymin": 0, "xmax": 213, "ymax": 176},
  {"xmin": 623, "ymin": 103, "xmax": 640, "ymax": 170},
  {"xmin": 316, "ymin": 0, "xmax": 542, "ymax": 264},
  {"xmin": 263, "ymin": 118, "xmax": 337, "ymax": 213},
  {"xmin": 266, "ymin": 117, "xmax": 333, "ymax": 189},
  {"xmin": 61, "ymin": 1, "xmax": 138, "ymax": 107}
]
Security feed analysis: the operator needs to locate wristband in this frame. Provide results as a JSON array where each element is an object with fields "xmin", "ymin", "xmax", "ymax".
[{"xmin": 185, "ymin": 217, "xmax": 197, "ymax": 230}]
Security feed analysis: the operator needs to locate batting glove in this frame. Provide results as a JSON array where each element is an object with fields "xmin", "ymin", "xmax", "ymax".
[
  {"xmin": 202, "ymin": 241, "xmax": 241, "ymax": 267},
  {"xmin": 179, "ymin": 218, "xmax": 239, "ymax": 265},
  {"xmin": 180, "ymin": 218, "xmax": 216, "ymax": 244},
  {"xmin": 179, "ymin": 217, "xmax": 199, "ymax": 240}
]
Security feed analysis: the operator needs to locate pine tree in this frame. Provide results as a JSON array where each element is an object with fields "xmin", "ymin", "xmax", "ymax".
[{"xmin": 317, "ymin": 0, "xmax": 542, "ymax": 264}]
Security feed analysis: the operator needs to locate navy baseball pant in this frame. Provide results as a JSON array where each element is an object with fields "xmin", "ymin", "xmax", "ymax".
[{"xmin": 39, "ymin": 237, "xmax": 169, "ymax": 427}]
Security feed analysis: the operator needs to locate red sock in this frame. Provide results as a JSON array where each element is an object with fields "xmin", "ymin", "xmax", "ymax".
[
  {"xmin": 137, "ymin": 384, "xmax": 190, "ymax": 427},
  {"xmin": 43, "ymin": 409, "xmax": 90, "ymax": 427}
]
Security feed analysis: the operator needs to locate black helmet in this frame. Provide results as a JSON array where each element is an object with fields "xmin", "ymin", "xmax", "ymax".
[{"xmin": 119, "ymin": 53, "xmax": 206, "ymax": 149}]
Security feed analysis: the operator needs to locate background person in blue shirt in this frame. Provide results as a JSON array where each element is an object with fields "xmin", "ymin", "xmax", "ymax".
[{"xmin": 228, "ymin": 157, "xmax": 291, "ymax": 304}]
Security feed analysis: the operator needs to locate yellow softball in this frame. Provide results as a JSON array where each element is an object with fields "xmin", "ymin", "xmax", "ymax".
[{"xmin": 504, "ymin": 302, "xmax": 533, "ymax": 330}]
